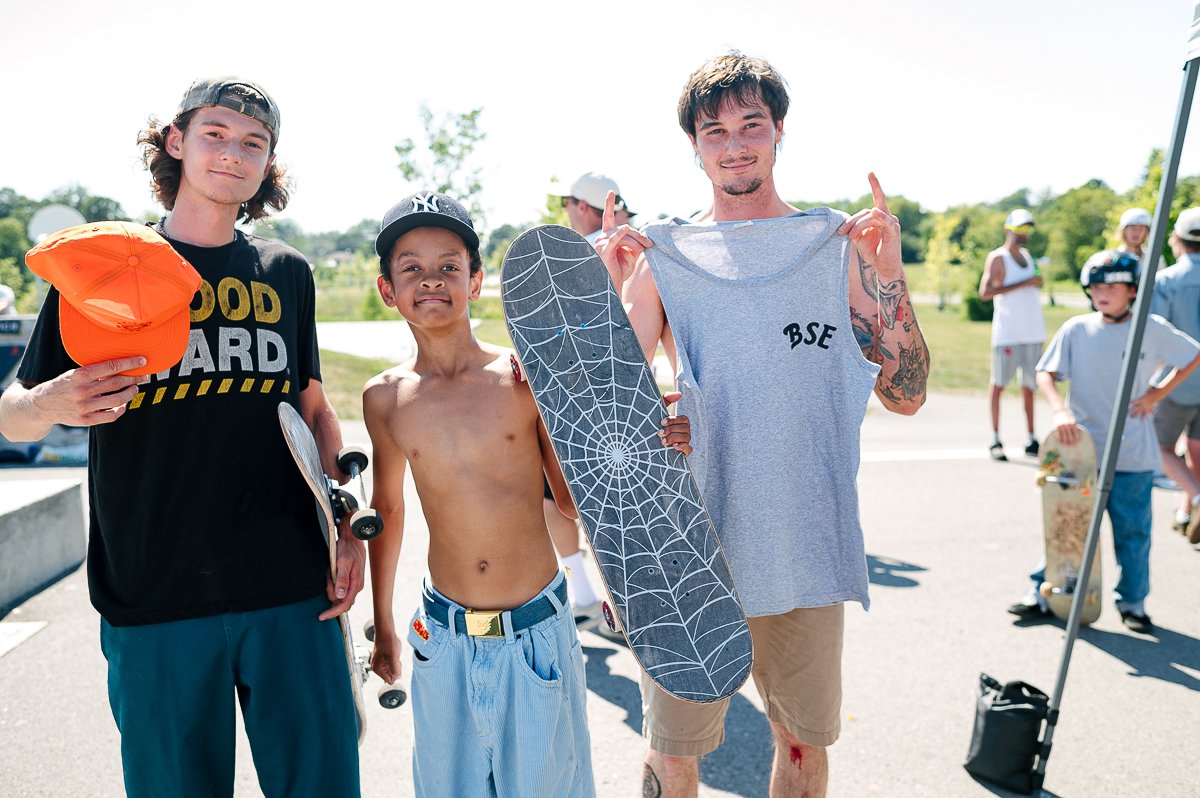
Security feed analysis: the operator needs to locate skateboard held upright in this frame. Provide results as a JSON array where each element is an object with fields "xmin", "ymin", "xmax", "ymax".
[
  {"xmin": 1036, "ymin": 426, "xmax": 1101, "ymax": 624},
  {"xmin": 277, "ymin": 403, "xmax": 406, "ymax": 745},
  {"xmin": 501, "ymin": 225, "xmax": 752, "ymax": 704}
]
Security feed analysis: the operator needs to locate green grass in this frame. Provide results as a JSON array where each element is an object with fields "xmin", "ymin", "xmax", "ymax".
[
  {"xmin": 319, "ymin": 298, "xmax": 1085, "ymax": 421},
  {"xmin": 916, "ymin": 301, "xmax": 1086, "ymax": 393},
  {"xmin": 319, "ymin": 349, "xmax": 396, "ymax": 421}
]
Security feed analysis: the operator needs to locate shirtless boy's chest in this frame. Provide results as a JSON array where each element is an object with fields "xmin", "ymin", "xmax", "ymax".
[{"xmin": 395, "ymin": 375, "xmax": 537, "ymax": 469}]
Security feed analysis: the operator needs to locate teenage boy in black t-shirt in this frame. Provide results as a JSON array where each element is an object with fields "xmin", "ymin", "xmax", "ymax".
[{"xmin": 0, "ymin": 78, "xmax": 363, "ymax": 796}]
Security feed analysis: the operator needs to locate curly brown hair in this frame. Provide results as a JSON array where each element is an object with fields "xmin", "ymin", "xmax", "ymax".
[
  {"xmin": 677, "ymin": 52, "xmax": 790, "ymax": 138},
  {"xmin": 137, "ymin": 109, "xmax": 290, "ymax": 222}
]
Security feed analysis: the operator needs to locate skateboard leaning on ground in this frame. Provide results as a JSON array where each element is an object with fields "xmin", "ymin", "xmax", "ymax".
[
  {"xmin": 501, "ymin": 224, "xmax": 752, "ymax": 704},
  {"xmin": 277, "ymin": 403, "xmax": 405, "ymax": 745},
  {"xmin": 1036, "ymin": 426, "xmax": 1101, "ymax": 624}
]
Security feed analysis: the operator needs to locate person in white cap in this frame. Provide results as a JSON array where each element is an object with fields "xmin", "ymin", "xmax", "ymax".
[
  {"xmin": 549, "ymin": 172, "xmax": 631, "ymax": 246},
  {"xmin": 1117, "ymin": 207, "xmax": 1153, "ymax": 258},
  {"xmin": 1151, "ymin": 206, "xmax": 1200, "ymax": 544},
  {"xmin": 979, "ymin": 209, "xmax": 1047, "ymax": 460}
]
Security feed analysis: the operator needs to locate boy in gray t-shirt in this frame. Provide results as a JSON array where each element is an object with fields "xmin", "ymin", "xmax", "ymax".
[{"xmin": 1008, "ymin": 251, "xmax": 1200, "ymax": 634}]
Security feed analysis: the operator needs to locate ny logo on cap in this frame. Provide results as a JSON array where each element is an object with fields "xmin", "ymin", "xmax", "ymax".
[{"xmin": 411, "ymin": 193, "xmax": 441, "ymax": 214}]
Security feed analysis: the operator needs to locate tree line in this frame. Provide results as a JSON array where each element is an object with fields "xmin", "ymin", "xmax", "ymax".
[{"xmin": 3, "ymin": 149, "xmax": 1197, "ymax": 319}]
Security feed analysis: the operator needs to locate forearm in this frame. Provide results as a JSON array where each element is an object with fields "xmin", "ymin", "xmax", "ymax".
[
  {"xmin": 300, "ymin": 381, "xmax": 346, "ymax": 480},
  {"xmin": 979, "ymin": 278, "xmax": 1036, "ymax": 301},
  {"xmin": 858, "ymin": 276, "xmax": 929, "ymax": 415},
  {"xmin": 368, "ymin": 511, "xmax": 404, "ymax": 636},
  {"xmin": 1037, "ymin": 372, "xmax": 1067, "ymax": 411},
  {"xmin": 0, "ymin": 383, "xmax": 57, "ymax": 442},
  {"xmin": 1149, "ymin": 359, "xmax": 1200, "ymax": 401}
]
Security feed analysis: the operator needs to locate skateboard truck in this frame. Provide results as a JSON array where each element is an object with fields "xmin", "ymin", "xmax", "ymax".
[
  {"xmin": 336, "ymin": 446, "xmax": 383, "ymax": 541},
  {"xmin": 1036, "ymin": 471, "xmax": 1090, "ymax": 494}
]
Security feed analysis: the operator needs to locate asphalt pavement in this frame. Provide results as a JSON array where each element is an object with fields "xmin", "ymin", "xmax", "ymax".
[{"xmin": 1, "ymin": 391, "xmax": 1198, "ymax": 797}]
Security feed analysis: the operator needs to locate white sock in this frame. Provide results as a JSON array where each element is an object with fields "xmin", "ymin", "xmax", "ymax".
[
  {"xmin": 562, "ymin": 552, "xmax": 598, "ymax": 606},
  {"xmin": 1027, "ymin": 434, "xmax": 1037, "ymax": 445},
  {"xmin": 991, "ymin": 433, "xmax": 1002, "ymax": 446}
]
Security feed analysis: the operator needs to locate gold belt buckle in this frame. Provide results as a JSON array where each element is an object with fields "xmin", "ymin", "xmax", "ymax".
[{"xmin": 464, "ymin": 609, "xmax": 504, "ymax": 637}]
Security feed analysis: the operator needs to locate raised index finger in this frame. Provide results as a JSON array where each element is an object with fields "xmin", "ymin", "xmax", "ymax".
[
  {"xmin": 868, "ymin": 172, "xmax": 890, "ymax": 215},
  {"xmin": 602, "ymin": 190, "xmax": 617, "ymax": 231}
]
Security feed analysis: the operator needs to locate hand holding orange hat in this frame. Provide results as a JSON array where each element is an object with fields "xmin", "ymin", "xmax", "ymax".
[{"xmin": 25, "ymin": 222, "xmax": 201, "ymax": 376}]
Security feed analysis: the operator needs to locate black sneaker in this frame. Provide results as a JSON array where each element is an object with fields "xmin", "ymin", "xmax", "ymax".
[
  {"xmin": 1007, "ymin": 600, "xmax": 1049, "ymax": 619},
  {"xmin": 989, "ymin": 442, "xmax": 1007, "ymax": 461},
  {"xmin": 1119, "ymin": 609, "xmax": 1154, "ymax": 634},
  {"xmin": 1025, "ymin": 440, "xmax": 1040, "ymax": 457}
]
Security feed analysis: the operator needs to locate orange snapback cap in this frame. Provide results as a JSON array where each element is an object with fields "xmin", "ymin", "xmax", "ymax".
[{"xmin": 25, "ymin": 221, "xmax": 201, "ymax": 376}]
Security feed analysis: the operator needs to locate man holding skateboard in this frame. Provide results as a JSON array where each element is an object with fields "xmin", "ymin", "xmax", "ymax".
[
  {"xmin": 0, "ymin": 78, "xmax": 363, "ymax": 796},
  {"xmin": 598, "ymin": 52, "xmax": 929, "ymax": 797}
]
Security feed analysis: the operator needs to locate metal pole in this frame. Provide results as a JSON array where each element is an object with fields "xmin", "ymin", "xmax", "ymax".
[{"xmin": 1032, "ymin": 56, "xmax": 1199, "ymax": 790}]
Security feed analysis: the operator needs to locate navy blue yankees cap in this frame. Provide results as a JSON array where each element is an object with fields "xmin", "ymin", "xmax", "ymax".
[{"xmin": 375, "ymin": 191, "xmax": 479, "ymax": 259}]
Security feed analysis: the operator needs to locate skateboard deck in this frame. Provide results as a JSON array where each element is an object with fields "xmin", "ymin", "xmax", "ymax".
[
  {"xmin": 1037, "ymin": 427, "xmax": 1101, "ymax": 624},
  {"xmin": 278, "ymin": 403, "xmax": 400, "ymax": 744},
  {"xmin": 501, "ymin": 224, "xmax": 752, "ymax": 703}
]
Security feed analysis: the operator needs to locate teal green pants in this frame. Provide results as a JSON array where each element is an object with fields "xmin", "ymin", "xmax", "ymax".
[{"xmin": 100, "ymin": 595, "xmax": 359, "ymax": 797}]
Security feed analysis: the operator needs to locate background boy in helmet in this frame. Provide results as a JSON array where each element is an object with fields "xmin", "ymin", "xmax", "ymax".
[{"xmin": 1008, "ymin": 250, "xmax": 1200, "ymax": 633}]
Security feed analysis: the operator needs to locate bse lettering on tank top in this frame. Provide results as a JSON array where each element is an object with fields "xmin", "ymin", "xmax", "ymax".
[{"xmin": 783, "ymin": 320, "xmax": 838, "ymax": 350}]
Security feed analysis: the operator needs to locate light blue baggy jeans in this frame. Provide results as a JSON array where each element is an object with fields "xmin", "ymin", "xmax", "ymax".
[{"xmin": 407, "ymin": 571, "xmax": 595, "ymax": 797}]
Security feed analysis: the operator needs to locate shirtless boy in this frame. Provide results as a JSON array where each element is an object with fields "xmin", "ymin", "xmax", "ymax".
[{"xmin": 362, "ymin": 191, "xmax": 690, "ymax": 797}]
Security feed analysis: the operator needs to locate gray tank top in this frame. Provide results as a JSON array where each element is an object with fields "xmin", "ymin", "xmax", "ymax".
[{"xmin": 643, "ymin": 209, "xmax": 880, "ymax": 615}]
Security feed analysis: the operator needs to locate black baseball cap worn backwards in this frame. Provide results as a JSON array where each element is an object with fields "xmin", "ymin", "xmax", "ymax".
[
  {"xmin": 376, "ymin": 191, "xmax": 480, "ymax": 259},
  {"xmin": 177, "ymin": 77, "xmax": 281, "ymax": 144}
]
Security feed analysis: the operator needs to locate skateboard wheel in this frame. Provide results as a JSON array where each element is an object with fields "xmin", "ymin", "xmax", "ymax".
[
  {"xmin": 1038, "ymin": 582, "xmax": 1053, "ymax": 599},
  {"xmin": 1036, "ymin": 474, "xmax": 1048, "ymax": 487},
  {"xmin": 338, "ymin": 446, "xmax": 369, "ymax": 476},
  {"xmin": 351, "ymin": 509, "xmax": 383, "ymax": 541},
  {"xmin": 363, "ymin": 619, "xmax": 375, "ymax": 642},
  {"xmin": 378, "ymin": 683, "xmax": 407, "ymax": 709},
  {"xmin": 334, "ymin": 488, "xmax": 358, "ymax": 512}
]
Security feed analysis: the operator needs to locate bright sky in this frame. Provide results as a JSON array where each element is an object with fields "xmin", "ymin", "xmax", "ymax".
[{"xmin": 3, "ymin": 0, "xmax": 1199, "ymax": 237}]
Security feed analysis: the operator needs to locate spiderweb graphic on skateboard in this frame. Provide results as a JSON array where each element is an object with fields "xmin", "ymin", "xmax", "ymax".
[{"xmin": 502, "ymin": 224, "xmax": 751, "ymax": 703}]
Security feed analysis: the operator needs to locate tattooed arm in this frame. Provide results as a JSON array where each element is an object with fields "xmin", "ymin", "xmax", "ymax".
[{"xmin": 839, "ymin": 173, "xmax": 929, "ymax": 415}]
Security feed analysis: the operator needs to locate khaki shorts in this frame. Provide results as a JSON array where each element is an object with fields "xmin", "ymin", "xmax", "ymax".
[
  {"xmin": 640, "ymin": 603, "xmax": 844, "ymax": 756},
  {"xmin": 1154, "ymin": 395, "xmax": 1200, "ymax": 446}
]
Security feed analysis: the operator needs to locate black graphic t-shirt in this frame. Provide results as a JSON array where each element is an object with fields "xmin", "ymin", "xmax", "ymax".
[{"xmin": 18, "ymin": 229, "xmax": 327, "ymax": 626}]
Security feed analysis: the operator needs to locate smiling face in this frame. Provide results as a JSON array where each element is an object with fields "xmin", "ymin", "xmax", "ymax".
[
  {"xmin": 166, "ymin": 104, "xmax": 275, "ymax": 211},
  {"xmin": 377, "ymin": 226, "xmax": 482, "ymax": 327},
  {"xmin": 688, "ymin": 94, "xmax": 783, "ymax": 199}
]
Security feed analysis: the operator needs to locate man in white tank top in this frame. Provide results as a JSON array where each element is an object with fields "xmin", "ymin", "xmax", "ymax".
[
  {"xmin": 587, "ymin": 52, "xmax": 930, "ymax": 798},
  {"xmin": 979, "ymin": 209, "xmax": 1047, "ymax": 460}
]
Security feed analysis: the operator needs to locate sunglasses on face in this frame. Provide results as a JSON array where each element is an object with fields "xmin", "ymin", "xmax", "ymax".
[{"xmin": 1007, "ymin": 224, "xmax": 1035, "ymax": 235}]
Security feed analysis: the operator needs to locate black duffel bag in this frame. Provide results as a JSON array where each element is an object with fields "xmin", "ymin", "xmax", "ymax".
[{"xmin": 963, "ymin": 672, "xmax": 1049, "ymax": 794}]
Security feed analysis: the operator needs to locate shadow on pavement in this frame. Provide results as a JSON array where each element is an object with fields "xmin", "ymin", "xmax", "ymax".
[
  {"xmin": 867, "ymin": 553, "xmax": 927, "ymax": 588},
  {"xmin": 968, "ymin": 774, "xmax": 1063, "ymax": 797},
  {"xmin": 1081, "ymin": 624, "xmax": 1200, "ymax": 691},
  {"xmin": 698, "ymin": 694, "xmax": 772, "ymax": 797},
  {"xmin": 582, "ymin": 644, "xmax": 773, "ymax": 797},
  {"xmin": 583, "ymin": 645, "xmax": 643, "ymax": 734}
]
